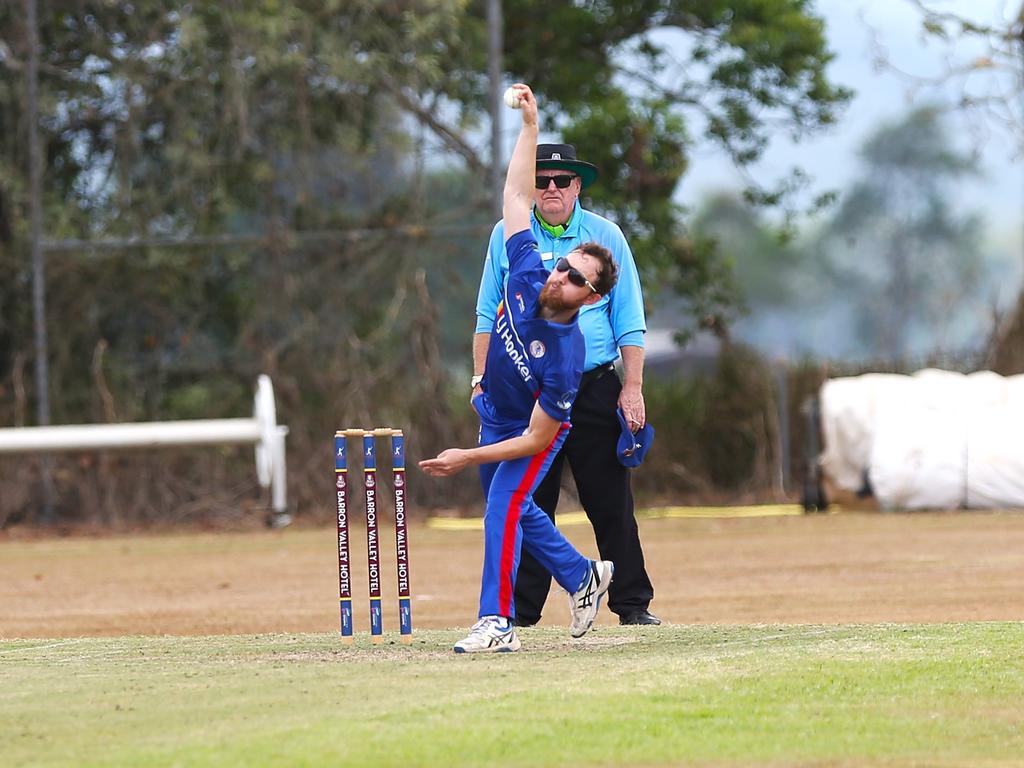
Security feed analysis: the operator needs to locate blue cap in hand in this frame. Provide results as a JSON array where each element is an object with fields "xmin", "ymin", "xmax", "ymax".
[{"xmin": 616, "ymin": 408, "xmax": 654, "ymax": 468}]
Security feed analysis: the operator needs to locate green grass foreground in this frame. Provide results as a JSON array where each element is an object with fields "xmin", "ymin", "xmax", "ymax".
[{"xmin": 3, "ymin": 623, "xmax": 1023, "ymax": 767}]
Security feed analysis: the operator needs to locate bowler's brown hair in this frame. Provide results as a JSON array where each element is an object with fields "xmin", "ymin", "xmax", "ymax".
[{"xmin": 577, "ymin": 242, "xmax": 618, "ymax": 296}]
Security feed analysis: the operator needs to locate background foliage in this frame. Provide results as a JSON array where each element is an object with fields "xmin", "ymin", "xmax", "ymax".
[{"xmin": 3, "ymin": 0, "xmax": 1007, "ymax": 526}]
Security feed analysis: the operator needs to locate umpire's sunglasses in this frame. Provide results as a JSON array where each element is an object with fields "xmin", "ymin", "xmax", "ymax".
[
  {"xmin": 535, "ymin": 174, "xmax": 577, "ymax": 190},
  {"xmin": 554, "ymin": 257, "xmax": 598, "ymax": 294}
]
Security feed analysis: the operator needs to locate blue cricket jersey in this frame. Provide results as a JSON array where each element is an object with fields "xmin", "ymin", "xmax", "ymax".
[{"xmin": 476, "ymin": 229, "xmax": 586, "ymax": 432}]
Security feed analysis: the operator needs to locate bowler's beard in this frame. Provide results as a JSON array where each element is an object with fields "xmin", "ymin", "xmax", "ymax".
[{"xmin": 539, "ymin": 282, "xmax": 575, "ymax": 312}]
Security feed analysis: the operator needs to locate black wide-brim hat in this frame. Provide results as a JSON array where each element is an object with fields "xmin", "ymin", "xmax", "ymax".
[{"xmin": 536, "ymin": 143, "xmax": 599, "ymax": 189}]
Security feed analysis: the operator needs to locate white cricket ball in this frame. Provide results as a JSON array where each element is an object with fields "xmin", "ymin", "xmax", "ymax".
[{"xmin": 503, "ymin": 87, "xmax": 522, "ymax": 109}]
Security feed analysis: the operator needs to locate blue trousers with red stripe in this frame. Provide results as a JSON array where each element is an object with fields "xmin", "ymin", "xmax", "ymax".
[{"xmin": 476, "ymin": 419, "xmax": 591, "ymax": 620}]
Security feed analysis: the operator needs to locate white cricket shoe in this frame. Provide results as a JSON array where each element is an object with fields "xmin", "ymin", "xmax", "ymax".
[
  {"xmin": 453, "ymin": 616, "xmax": 521, "ymax": 654},
  {"xmin": 568, "ymin": 560, "xmax": 614, "ymax": 638}
]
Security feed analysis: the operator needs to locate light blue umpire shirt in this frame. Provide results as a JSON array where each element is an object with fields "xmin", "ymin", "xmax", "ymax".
[{"xmin": 475, "ymin": 201, "xmax": 646, "ymax": 372}]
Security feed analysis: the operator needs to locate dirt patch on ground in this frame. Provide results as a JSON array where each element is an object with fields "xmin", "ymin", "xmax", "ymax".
[{"xmin": 2, "ymin": 510, "xmax": 1023, "ymax": 638}]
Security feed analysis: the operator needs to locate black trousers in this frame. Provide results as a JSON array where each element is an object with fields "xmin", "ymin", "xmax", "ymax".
[{"xmin": 514, "ymin": 367, "xmax": 654, "ymax": 623}]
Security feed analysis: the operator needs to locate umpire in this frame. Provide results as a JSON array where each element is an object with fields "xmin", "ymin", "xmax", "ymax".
[{"xmin": 472, "ymin": 143, "xmax": 659, "ymax": 626}]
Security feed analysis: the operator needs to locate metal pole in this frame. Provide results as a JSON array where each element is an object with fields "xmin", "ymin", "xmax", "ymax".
[
  {"xmin": 775, "ymin": 363, "xmax": 790, "ymax": 498},
  {"xmin": 26, "ymin": 0, "xmax": 55, "ymax": 519},
  {"xmin": 487, "ymin": 0, "xmax": 503, "ymax": 220},
  {"xmin": 26, "ymin": 0, "xmax": 49, "ymax": 428}
]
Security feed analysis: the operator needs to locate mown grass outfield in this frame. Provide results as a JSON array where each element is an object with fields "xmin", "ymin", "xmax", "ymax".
[
  {"xmin": 4, "ymin": 510, "xmax": 1024, "ymax": 766},
  {"xmin": 3, "ymin": 623, "xmax": 1024, "ymax": 767}
]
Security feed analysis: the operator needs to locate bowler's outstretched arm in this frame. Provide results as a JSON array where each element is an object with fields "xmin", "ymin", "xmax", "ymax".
[
  {"xmin": 418, "ymin": 402, "xmax": 561, "ymax": 477},
  {"xmin": 502, "ymin": 84, "xmax": 538, "ymax": 236}
]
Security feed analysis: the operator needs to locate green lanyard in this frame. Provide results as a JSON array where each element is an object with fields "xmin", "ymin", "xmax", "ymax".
[{"xmin": 536, "ymin": 210, "xmax": 571, "ymax": 238}]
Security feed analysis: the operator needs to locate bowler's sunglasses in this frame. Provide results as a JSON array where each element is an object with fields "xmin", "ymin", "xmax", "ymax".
[
  {"xmin": 535, "ymin": 174, "xmax": 577, "ymax": 190},
  {"xmin": 554, "ymin": 257, "xmax": 597, "ymax": 294}
]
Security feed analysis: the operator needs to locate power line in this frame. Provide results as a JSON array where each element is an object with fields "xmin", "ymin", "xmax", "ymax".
[{"xmin": 40, "ymin": 223, "xmax": 494, "ymax": 254}]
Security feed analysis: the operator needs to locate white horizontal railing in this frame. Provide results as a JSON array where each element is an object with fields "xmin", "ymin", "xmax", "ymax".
[
  {"xmin": 0, "ymin": 375, "xmax": 289, "ymax": 524},
  {"xmin": 0, "ymin": 419, "xmax": 262, "ymax": 451}
]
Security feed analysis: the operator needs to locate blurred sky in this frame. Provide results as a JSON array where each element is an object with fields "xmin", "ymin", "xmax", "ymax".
[{"xmin": 680, "ymin": 0, "xmax": 1023, "ymax": 303}]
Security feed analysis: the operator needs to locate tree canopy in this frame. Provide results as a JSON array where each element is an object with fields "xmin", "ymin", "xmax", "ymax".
[
  {"xmin": 817, "ymin": 107, "xmax": 985, "ymax": 359},
  {"xmin": 0, "ymin": 1, "xmax": 851, "ymax": 521},
  {"xmin": 897, "ymin": 0, "xmax": 1024, "ymax": 373},
  {"xmin": 690, "ymin": 108, "xmax": 989, "ymax": 361},
  {"xmin": 2, "ymin": 1, "xmax": 850, "ymax": 323},
  {"xmin": 900, "ymin": 0, "xmax": 1024, "ymax": 150}
]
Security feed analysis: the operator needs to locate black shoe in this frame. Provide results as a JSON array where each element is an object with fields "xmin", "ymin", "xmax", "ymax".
[
  {"xmin": 619, "ymin": 609, "xmax": 661, "ymax": 626},
  {"xmin": 512, "ymin": 616, "xmax": 537, "ymax": 628}
]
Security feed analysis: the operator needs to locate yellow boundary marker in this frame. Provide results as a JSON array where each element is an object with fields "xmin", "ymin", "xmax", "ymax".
[{"xmin": 427, "ymin": 504, "xmax": 804, "ymax": 530}]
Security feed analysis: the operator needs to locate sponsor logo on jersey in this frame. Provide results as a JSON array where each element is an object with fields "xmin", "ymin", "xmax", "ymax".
[
  {"xmin": 515, "ymin": 292, "xmax": 525, "ymax": 312},
  {"xmin": 495, "ymin": 307, "xmax": 534, "ymax": 386},
  {"xmin": 529, "ymin": 340, "xmax": 546, "ymax": 358},
  {"xmin": 556, "ymin": 390, "xmax": 577, "ymax": 410}
]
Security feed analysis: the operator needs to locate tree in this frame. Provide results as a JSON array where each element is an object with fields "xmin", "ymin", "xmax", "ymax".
[
  {"xmin": 0, "ymin": 1, "xmax": 471, "ymax": 413},
  {"xmin": 1, "ymin": 2, "xmax": 471, "ymax": 238},
  {"xmin": 1, "ymin": 2, "xmax": 483, "ymax": 521},
  {"xmin": 817, "ymin": 107, "xmax": 985, "ymax": 359},
  {"xmin": 896, "ymin": 0, "xmax": 1024, "ymax": 372},
  {"xmin": 686, "ymin": 192, "xmax": 827, "ymax": 355},
  {"xmin": 897, "ymin": 0, "xmax": 1024, "ymax": 150},
  {"xmin": 691, "ymin": 193, "xmax": 809, "ymax": 312}
]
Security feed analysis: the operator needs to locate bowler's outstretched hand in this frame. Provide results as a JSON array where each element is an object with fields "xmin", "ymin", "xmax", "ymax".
[{"xmin": 419, "ymin": 449, "xmax": 472, "ymax": 477}]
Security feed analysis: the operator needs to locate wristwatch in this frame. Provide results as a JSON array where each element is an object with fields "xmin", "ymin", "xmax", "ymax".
[{"xmin": 470, "ymin": 374, "xmax": 484, "ymax": 389}]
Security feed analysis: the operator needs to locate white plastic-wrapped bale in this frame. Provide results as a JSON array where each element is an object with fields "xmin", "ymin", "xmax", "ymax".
[
  {"xmin": 819, "ymin": 373, "xmax": 912, "ymax": 495},
  {"xmin": 868, "ymin": 370, "xmax": 967, "ymax": 510},
  {"xmin": 818, "ymin": 369, "xmax": 1024, "ymax": 510},
  {"xmin": 964, "ymin": 372, "xmax": 1024, "ymax": 508}
]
